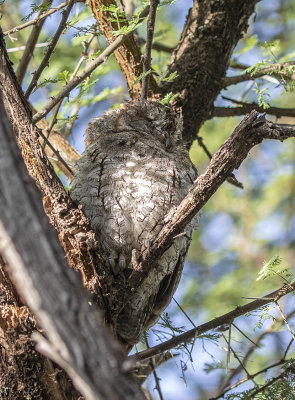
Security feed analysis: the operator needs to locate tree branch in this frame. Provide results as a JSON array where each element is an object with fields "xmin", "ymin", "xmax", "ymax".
[
  {"xmin": 88, "ymin": 0, "xmax": 160, "ymax": 99},
  {"xmin": 16, "ymin": 0, "xmax": 53, "ymax": 84},
  {"xmin": 222, "ymin": 61, "xmax": 295, "ymax": 88},
  {"xmin": 32, "ymin": 5, "xmax": 151, "ymax": 123},
  {"xmin": 131, "ymin": 283, "xmax": 295, "ymax": 362},
  {"xmin": 3, "ymin": 1, "xmax": 76, "ymax": 36},
  {"xmin": 0, "ymin": 27, "xmax": 107, "ymax": 306},
  {"xmin": 141, "ymin": 0, "xmax": 159, "ymax": 99},
  {"xmin": 161, "ymin": 0, "xmax": 259, "ymax": 148},
  {"xmin": 130, "ymin": 111, "xmax": 295, "ymax": 288},
  {"xmin": 25, "ymin": 0, "xmax": 75, "ymax": 98},
  {"xmin": 213, "ymin": 104, "xmax": 295, "ymax": 118},
  {"xmin": 244, "ymin": 364, "xmax": 295, "ymax": 399},
  {"xmin": 0, "ymin": 98, "xmax": 146, "ymax": 400},
  {"xmin": 0, "ymin": 253, "xmax": 82, "ymax": 399}
]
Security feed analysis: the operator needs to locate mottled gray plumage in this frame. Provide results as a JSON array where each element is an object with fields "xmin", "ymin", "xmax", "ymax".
[{"xmin": 70, "ymin": 100, "xmax": 198, "ymax": 345}]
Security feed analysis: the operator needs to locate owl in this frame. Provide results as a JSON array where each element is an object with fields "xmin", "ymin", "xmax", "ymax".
[{"xmin": 70, "ymin": 99, "xmax": 198, "ymax": 346}]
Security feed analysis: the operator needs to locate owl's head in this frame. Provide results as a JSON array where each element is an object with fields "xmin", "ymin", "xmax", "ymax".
[{"xmin": 85, "ymin": 100, "xmax": 183, "ymax": 147}]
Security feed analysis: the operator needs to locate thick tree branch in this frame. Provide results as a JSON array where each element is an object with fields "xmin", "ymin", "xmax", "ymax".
[
  {"xmin": 0, "ymin": 256, "xmax": 82, "ymax": 399},
  {"xmin": 130, "ymin": 111, "xmax": 295, "ymax": 287},
  {"xmin": 161, "ymin": 0, "xmax": 259, "ymax": 148},
  {"xmin": 0, "ymin": 28, "xmax": 108, "ymax": 305},
  {"xmin": 0, "ymin": 98, "xmax": 145, "ymax": 400},
  {"xmin": 131, "ymin": 283, "xmax": 295, "ymax": 362}
]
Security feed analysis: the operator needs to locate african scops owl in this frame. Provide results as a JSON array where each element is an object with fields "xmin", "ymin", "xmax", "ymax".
[{"xmin": 70, "ymin": 99, "xmax": 198, "ymax": 345}]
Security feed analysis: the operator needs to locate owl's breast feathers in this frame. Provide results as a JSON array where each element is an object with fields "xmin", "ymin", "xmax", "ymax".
[{"xmin": 70, "ymin": 100, "xmax": 198, "ymax": 345}]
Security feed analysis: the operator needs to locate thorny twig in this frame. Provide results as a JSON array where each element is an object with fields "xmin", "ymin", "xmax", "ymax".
[
  {"xmin": 232, "ymin": 322, "xmax": 258, "ymax": 347},
  {"xmin": 213, "ymin": 311, "xmax": 295, "ymax": 398},
  {"xmin": 222, "ymin": 333, "xmax": 252, "ymax": 380},
  {"xmin": 275, "ymin": 301, "xmax": 295, "ymax": 342},
  {"xmin": 173, "ymin": 297, "xmax": 196, "ymax": 328},
  {"xmin": 25, "ymin": 0, "xmax": 75, "ymax": 98},
  {"xmin": 210, "ymin": 359, "xmax": 290, "ymax": 400},
  {"xmin": 43, "ymin": 32, "xmax": 96, "ymax": 147},
  {"xmin": 145, "ymin": 337, "xmax": 164, "ymax": 400},
  {"xmin": 141, "ymin": 0, "xmax": 159, "ymax": 99},
  {"xmin": 245, "ymin": 364, "xmax": 295, "ymax": 399},
  {"xmin": 130, "ymin": 283, "xmax": 295, "ymax": 362},
  {"xmin": 4, "ymin": 1, "xmax": 75, "ymax": 36}
]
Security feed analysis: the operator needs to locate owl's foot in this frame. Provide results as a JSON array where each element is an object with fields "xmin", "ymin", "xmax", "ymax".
[{"xmin": 109, "ymin": 251, "xmax": 127, "ymax": 275}]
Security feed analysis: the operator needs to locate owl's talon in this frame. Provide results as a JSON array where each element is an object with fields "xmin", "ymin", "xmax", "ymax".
[
  {"xmin": 109, "ymin": 252, "xmax": 120, "ymax": 275},
  {"xmin": 131, "ymin": 249, "xmax": 139, "ymax": 268},
  {"xmin": 119, "ymin": 253, "xmax": 127, "ymax": 270}
]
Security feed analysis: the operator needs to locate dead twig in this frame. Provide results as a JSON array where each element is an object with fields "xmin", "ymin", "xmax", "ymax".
[
  {"xmin": 4, "ymin": 1, "xmax": 74, "ymax": 37},
  {"xmin": 130, "ymin": 283, "xmax": 295, "ymax": 362},
  {"xmin": 144, "ymin": 337, "xmax": 164, "ymax": 400},
  {"xmin": 44, "ymin": 32, "xmax": 96, "ymax": 146}
]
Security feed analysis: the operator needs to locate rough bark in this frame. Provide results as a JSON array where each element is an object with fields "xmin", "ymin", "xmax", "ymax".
[
  {"xmin": 0, "ymin": 28, "xmax": 106, "ymax": 304},
  {"xmin": 0, "ymin": 255, "xmax": 80, "ymax": 400},
  {"xmin": 0, "ymin": 97, "xmax": 145, "ymax": 400},
  {"xmin": 87, "ymin": 0, "xmax": 160, "ymax": 99},
  {"xmin": 161, "ymin": 0, "xmax": 260, "ymax": 147}
]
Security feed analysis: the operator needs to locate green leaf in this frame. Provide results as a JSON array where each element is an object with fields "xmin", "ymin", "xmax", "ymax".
[
  {"xmin": 159, "ymin": 92, "xmax": 177, "ymax": 104},
  {"xmin": 160, "ymin": 71, "xmax": 179, "ymax": 82},
  {"xmin": 253, "ymin": 84, "xmax": 270, "ymax": 109},
  {"xmin": 131, "ymin": 69, "xmax": 151, "ymax": 88}
]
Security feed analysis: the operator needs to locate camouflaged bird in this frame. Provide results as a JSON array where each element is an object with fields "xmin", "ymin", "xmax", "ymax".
[{"xmin": 70, "ymin": 99, "xmax": 198, "ymax": 345}]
